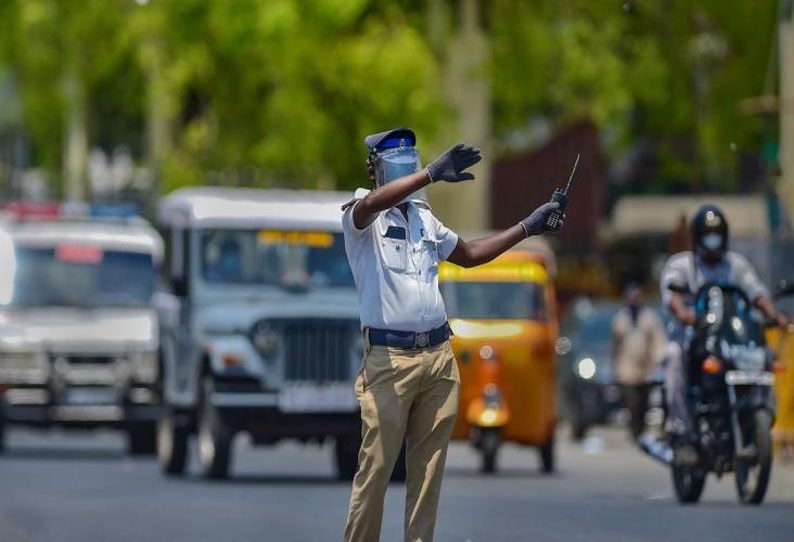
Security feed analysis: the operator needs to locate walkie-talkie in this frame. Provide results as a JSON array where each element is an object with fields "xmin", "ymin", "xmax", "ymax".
[{"xmin": 544, "ymin": 153, "xmax": 580, "ymax": 232}]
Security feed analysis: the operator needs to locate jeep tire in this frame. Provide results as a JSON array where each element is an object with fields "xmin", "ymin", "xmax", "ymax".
[{"xmin": 197, "ymin": 376, "xmax": 234, "ymax": 479}]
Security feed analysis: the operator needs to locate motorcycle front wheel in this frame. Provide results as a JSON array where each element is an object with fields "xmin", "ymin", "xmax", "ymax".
[
  {"xmin": 734, "ymin": 409, "xmax": 773, "ymax": 505},
  {"xmin": 672, "ymin": 466, "xmax": 706, "ymax": 504}
]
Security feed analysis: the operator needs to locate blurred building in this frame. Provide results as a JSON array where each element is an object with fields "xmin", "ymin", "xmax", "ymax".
[{"xmin": 491, "ymin": 120, "xmax": 607, "ymax": 253}]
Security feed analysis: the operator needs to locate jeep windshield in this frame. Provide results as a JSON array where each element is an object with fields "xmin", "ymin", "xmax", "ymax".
[
  {"xmin": 5, "ymin": 246, "xmax": 155, "ymax": 308},
  {"xmin": 200, "ymin": 229, "xmax": 354, "ymax": 288},
  {"xmin": 440, "ymin": 281, "xmax": 547, "ymax": 320}
]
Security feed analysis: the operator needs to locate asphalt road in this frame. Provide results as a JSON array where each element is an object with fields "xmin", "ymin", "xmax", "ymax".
[{"xmin": 1, "ymin": 425, "xmax": 793, "ymax": 542}]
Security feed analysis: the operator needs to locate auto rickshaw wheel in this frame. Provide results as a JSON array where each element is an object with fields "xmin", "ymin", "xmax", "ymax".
[
  {"xmin": 480, "ymin": 428, "xmax": 500, "ymax": 474},
  {"xmin": 539, "ymin": 434, "xmax": 555, "ymax": 473}
]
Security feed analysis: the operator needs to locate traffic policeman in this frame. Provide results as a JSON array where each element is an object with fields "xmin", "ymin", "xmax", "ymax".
[{"xmin": 342, "ymin": 127, "xmax": 561, "ymax": 542}]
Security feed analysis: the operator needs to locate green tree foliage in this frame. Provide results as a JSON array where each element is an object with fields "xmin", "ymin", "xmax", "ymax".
[
  {"xmin": 0, "ymin": 0, "xmax": 781, "ymax": 195},
  {"xmin": 132, "ymin": 0, "xmax": 445, "ymax": 192},
  {"xmin": 0, "ymin": 0, "xmax": 141, "ymax": 191}
]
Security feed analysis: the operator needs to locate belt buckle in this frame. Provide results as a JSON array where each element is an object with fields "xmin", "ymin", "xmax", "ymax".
[{"xmin": 415, "ymin": 332, "xmax": 429, "ymax": 348}]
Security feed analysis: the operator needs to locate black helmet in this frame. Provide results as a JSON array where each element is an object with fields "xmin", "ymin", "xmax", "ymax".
[{"xmin": 690, "ymin": 204, "xmax": 728, "ymax": 261}]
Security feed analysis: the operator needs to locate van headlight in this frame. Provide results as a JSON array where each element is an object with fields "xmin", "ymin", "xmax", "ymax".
[{"xmin": 132, "ymin": 351, "xmax": 159, "ymax": 383}]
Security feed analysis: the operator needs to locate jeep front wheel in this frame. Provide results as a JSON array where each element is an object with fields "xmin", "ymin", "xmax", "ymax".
[{"xmin": 197, "ymin": 376, "xmax": 234, "ymax": 479}]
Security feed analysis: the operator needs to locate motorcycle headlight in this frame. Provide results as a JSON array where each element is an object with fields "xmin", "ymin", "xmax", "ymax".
[
  {"xmin": 132, "ymin": 350, "xmax": 159, "ymax": 383},
  {"xmin": 576, "ymin": 357, "xmax": 597, "ymax": 380}
]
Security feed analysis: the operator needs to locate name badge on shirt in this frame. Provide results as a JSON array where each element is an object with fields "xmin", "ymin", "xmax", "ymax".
[{"xmin": 384, "ymin": 226, "xmax": 407, "ymax": 240}]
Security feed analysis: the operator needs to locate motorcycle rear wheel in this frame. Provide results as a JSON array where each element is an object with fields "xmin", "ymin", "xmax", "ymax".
[
  {"xmin": 672, "ymin": 466, "xmax": 706, "ymax": 504},
  {"xmin": 734, "ymin": 409, "xmax": 773, "ymax": 505}
]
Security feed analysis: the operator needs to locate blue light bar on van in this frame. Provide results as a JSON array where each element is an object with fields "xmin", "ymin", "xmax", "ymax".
[{"xmin": 90, "ymin": 203, "xmax": 140, "ymax": 218}]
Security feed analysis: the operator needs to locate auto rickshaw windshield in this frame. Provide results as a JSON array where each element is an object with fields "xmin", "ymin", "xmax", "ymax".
[{"xmin": 440, "ymin": 281, "xmax": 546, "ymax": 320}]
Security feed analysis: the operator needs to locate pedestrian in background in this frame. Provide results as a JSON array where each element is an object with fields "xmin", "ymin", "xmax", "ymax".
[
  {"xmin": 341, "ymin": 127, "xmax": 562, "ymax": 542},
  {"xmin": 611, "ymin": 282, "xmax": 666, "ymax": 440}
]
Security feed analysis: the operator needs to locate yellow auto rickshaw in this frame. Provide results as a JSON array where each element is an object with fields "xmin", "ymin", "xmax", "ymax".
[{"xmin": 439, "ymin": 238, "xmax": 558, "ymax": 473}]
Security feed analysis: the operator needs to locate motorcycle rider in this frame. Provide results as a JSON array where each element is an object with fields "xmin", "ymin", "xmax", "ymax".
[{"xmin": 659, "ymin": 204, "xmax": 789, "ymax": 464}]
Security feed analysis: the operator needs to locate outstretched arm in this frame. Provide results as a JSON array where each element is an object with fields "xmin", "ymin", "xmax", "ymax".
[
  {"xmin": 446, "ymin": 202, "xmax": 560, "ymax": 268},
  {"xmin": 352, "ymin": 170, "xmax": 430, "ymax": 229},
  {"xmin": 754, "ymin": 295, "xmax": 790, "ymax": 328},
  {"xmin": 446, "ymin": 226, "xmax": 525, "ymax": 268}
]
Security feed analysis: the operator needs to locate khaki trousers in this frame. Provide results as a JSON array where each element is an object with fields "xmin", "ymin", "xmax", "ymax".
[{"xmin": 344, "ymin": 335, "xmax": 460, "ymax": 542}]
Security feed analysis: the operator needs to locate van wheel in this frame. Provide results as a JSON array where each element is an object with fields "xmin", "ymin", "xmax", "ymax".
[
  {"xmin": 158, "ymin": 407, "xmax": 189, "ymax": 476},
  {"xmin": 197, "ymin": 376, "xmax": 234, "ymax": 479},
  {"xmin": 0, "ymin": 407, "xmax": 6, "ymax": 454},
  {"xmin": 539, "ymin": 434, "xmax": 555, "ymax": 473},
  {"xmin": 127, "ymin": 421, "xmax": 157, "ymax": 456}
]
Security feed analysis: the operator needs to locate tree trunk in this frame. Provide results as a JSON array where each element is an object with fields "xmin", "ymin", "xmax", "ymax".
[
  {"xmin": 780, "ymin": 4, "xmax": 794, "ymax": 221},
  {"xmin": 428, "ymin": 0, "xmax": 492, "ymax": 233},
  {"xmin": 63, "ymin": 52, "xmax": 88, "ymax": 202}
]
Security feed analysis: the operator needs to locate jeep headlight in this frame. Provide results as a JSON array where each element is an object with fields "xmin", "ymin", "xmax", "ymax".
[
  {"xmin": 0, "ymin": 351, "xmax": 48, "ymax": 383},
  {"xmin": 132, "ymin": 351, "xmax": 159, "ymax": 383},
  {"xmin": 251, "ymin": 321, "xmax": 280, "ymax": 360}
]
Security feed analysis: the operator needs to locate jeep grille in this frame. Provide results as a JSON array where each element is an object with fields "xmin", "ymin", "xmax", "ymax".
[{"xmin": 282, "ymin": 320, "xmax": 352, "ymax": 382}]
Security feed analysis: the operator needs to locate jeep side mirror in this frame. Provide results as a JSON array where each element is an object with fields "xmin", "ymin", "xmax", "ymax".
[{"xmin": 775, "ymin": 279, "xmax": 794, "ymax": 299}]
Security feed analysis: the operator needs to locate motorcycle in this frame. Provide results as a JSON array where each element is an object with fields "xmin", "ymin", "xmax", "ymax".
[{"xmin": 640, "ymin": 282, "xmax": 777, "ymax": 505}]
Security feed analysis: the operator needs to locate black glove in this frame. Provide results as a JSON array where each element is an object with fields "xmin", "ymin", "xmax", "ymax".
[
  {"xmin": 519, "ymin": 202, "xmax": 562, "ymax": 237},
  {"xmin": 426, "ymin": 143, "xmax": 482, "ymax": 183}
]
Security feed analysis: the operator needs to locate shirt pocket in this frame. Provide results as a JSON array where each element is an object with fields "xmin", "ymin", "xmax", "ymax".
[
  {"xmin": 378, "ymin": 223, "xmax": 408, "ymax": 272},
  {"xmin": 420, "ymin": 234, "xmax": 439, "ymax": 280}
]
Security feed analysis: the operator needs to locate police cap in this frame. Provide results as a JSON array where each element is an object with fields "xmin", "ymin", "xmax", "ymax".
[{"xmin": 364, "ymin": 127, "xmax": 416, "ymax": 152}]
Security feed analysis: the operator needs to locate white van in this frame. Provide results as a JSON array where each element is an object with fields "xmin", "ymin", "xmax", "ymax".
[{"xmin": 0, "ymin": 208, "xmax": 163, "ymax": 454}]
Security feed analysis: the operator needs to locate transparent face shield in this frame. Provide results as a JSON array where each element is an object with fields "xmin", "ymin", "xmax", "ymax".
[{"xmin": 371, "ymin": 146, "xmax": 426, "ymax": 203}]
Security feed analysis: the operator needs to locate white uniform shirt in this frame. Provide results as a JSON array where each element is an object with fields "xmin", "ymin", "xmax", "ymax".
[
  {"xmin": 342, "ymin": 190, "xmax": 459, "ymax": 333},
  {"xmin": 660, "ymin": 250, "xmax": 769, "ymax": 337}
]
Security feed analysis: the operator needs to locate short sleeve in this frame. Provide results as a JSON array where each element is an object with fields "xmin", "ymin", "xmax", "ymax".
[
  {"xmin": 342, "ymin": 201, "xmax": 371, "ymax": 239},
  {"xmin": 730, "ymin": 252, "xmax": 769, "ymax": 301},
  {"xmin": 660, "ymin": 252, "xmax": 691, "ymax": 306},
  {"xmin": 431, "ymin": 215, "xmax": 459, "ymax": 261}
]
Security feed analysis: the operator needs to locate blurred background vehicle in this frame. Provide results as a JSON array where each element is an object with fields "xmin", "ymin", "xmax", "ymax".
[
  {"xmin": 0, "ymin": 202, "xmax": 163, "ymax": 455},
  {"xmin": 557, "ymin": 299, "xmax": 622, "ymax": 441},
  {"xmin": 154, "ymin": 187, "xmax": 369, "ymax": 480},
  {"xmin": 440, "ymin": 238, "xmax": 558, "ymax": 473},
  {"xmin": 768, "ymin": 280, "xmax": 794, "ymax": 459}
]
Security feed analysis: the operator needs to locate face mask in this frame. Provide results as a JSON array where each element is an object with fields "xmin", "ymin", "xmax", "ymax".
[{"xmin": 701, "ymin": 233, "xmax": 724, "ymax": 251}]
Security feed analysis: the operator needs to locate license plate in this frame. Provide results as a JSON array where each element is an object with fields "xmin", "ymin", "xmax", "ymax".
[
  {"xmin": 65, "ymin": 388, "xmax": 118, "ymax": 406},
  {"xmin": 278, "ymin": 384, "xmax": 357, "ymax": 413},
  {"xmin": 725, "ymin": 370, "xmax": 775, "ymax": 386}
]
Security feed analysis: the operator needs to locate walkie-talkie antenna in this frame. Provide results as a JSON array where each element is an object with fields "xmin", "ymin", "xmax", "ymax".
[
  {"xmin": 563, "ymin": 153, "xmax": 580, "ymax": 194},
  {"xmin": 542, "ymin": 153, "xmax": 581, "ymax": 232}
]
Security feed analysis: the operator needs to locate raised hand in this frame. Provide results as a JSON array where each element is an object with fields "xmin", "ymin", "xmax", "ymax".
[{"xmin": 426, "ymin": 143, "xmax": 482, "ymax": 183}]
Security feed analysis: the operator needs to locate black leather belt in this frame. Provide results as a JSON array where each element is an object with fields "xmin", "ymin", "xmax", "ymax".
[{"xmin": 366, "ymin": 323, "xmax": 451, "ymax": 350}]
